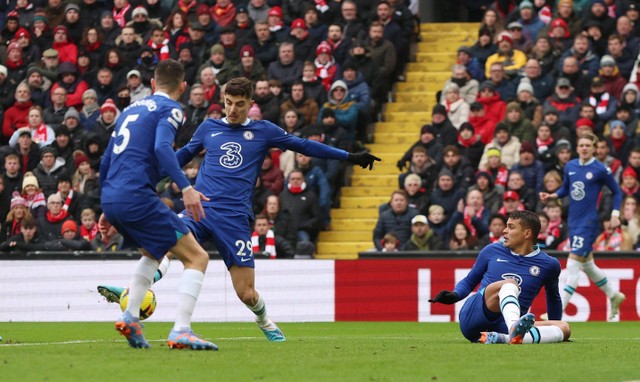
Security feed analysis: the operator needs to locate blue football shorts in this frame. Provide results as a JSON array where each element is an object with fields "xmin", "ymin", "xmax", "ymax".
[
  {"xmin": 568, "ymin": 226, "xmax": 597, "ymax": 257},
  {"xmin": 102, "ymin": 199, "xmax": 189, "ymax": 259},
  {"xmin": 180, "ymin": 206, "xmax": 254, "ymax": 269},
  {"xmin": 458, "ymin": 289, "xmax": 508, "ymax": 342}
]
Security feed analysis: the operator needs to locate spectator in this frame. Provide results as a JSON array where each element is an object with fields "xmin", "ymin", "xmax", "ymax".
[
  {"xmin": 1, "ymin": 194, "xmax": 31, "ymax": 242},
  {"xmin": 318, "ymin": 108, "xmax": 349, "ymax": 151},
  {"xmin": 456, "ymin": 122, "xmax": 485, "ymax": 169},
  {"xmin": 430, "ymin": 168, "xmax": 466, "ymax": 217},
  {"xmin": 402, "ymin": 173, "xmax": 429, "ymax": 213},
  {"xmin": 37, "ymin": 193, "xmax": 73, "ymax": 241},
  {"xmin": 456, "ymin": 46, "xmax": 484, "ymax": 83},
  {"xmin": 211, "ymin": 0, "xmax": 236, "ymax": 27},
  {"xmin": 11, "ymin": 129, "xmax": 41, "ymax": 175},
  {"xmin": 397, "ymin": 124, "xmax": 443, "ymax": 171},
  {"xmin": 1, "ymin": 154, "xmax": 24, "ymax": 219},
  {"xmin": 380, "ymin": 233, "xmax": 399, "ymax": 252},
  {"xmin": 33, "ymin": 147, "xmax": 69, "ymax": 198},
  {"xmin": 295, "ymin": 153, "xmax": 332, "ymax": 229},
  {"xmin": 497, "ymin": 189, "xmax": 526, "ymax": 217},
  {"xmin": 538, "ymin": 201, "xmax": 566, "ymax": 249},
  {"xmin": 233, "ymin": 5, "xmax": 255, "ymax": 45},
  {"xmin": 51, "ymin": 62, "xmax": 90, "ymax": 110},
  {"xmin": 511, "ymin": 142, "xmax": 545, "ymax": 193},
  {"xmin": 91, "ymin": 99, "xmax": 119, "ymax": 147},
  {"xmin": 338, "ymin": 0, "xmax": 366, "ymax": 41},
  {"xmin": 469, "ymin": 170, "xmax": 503, "ymax": 214},
  {"xmin": 588, "ymin": 76, "xmax": 617, "ymax": 123},
  {"xmin": 468, "ymin": 101, "xmax": 496, "ymax": 145},
  {"xmin": 288, "ymin": 18, "xmax": 316, "ymax": 63},
  {"xmin": 584, "ymin": 19, "xmax": 607, "ymax": 57},
  {"xmin": 279, "ymin": 169, "xmax": 321, "ymax": 244},
  {"xmin": 98, "ymin": 10, "xmax": 122, "ymax": 46},
  {"xmin": 477, "ymin": 214, "xmax": 507, "ymax": 248},
  {"xmin": 325, "ymin": 23, "xmax": 350, "ymax": 65},
  {"xmin": 373, "ymin": 190, "xmax": 418, "ymax": 251},
  {"xmin": 8, "ymin": 108, "xmax": 55, "ymax": 149},
  {"xmin": 583, "ymin": 0, "xmax": 616, "ymax": 38},
  {"xmin": 476, "ymin": 81, "xmax": 507, "ymax": 128},
  {"xmin": 252, "ymin": 214, "xmax": 294, "ymax": 258},
  {"xmin": 2, "ymin": 83, "xmax": 33, "ymax": 145},
  {"xmin": 596, "ymin": 139, "xmax": 623, "ymax": 180},
  {"xmin": 176, "ymin": 85, "xmax": 208, "ymax": 148},
  {"xmin": 441, "ymin": 64, "xmax": 479, "ymax": 105},
  {"xmin": 448, "ymin": 222, "xmax": 477, "ymax": 250},
  {"xmin": 0, "ymin": 214, "xmax": 44, "ymax": 253},
  {"xmin": 268, "ymin": 41, "xmax": 303, "ymax": 93},
  {"xmin": 79, "ymin": 90, "xmax": 101, "ymax": 132},
  {"xmin": 496, "ymin": 101, "xmax": 535, "ymax": 144},
  {"xmin": 319, "ymin": 80, "xmax": 359, "ymax": 141},
  {"xmin": 43, "ymin": 87, "xmax": 68, "ymax": 127},
  {"xmin": 23, "ymin": 67, "xmax": 51, "ymax": 109},
  {"xmin": 470, "ymin": 26, "xmax": 498, "ymax": 67},
  {"xmin": 599, "ymin": 55, "xmax": 627, "ymax": 101},
  {"xmin": 51, "ymin": 25, "xmax": 77, "ymax": 65},
  {"xmin": 253, "ymin": 79, "xmax": 281, "ymax": 124},
  {"xmin": 218, "ymin": 26, "xmax": 241, "ymax": 63},
  {"xmin": 31, "ymin": 12, "xmax": 54, "ymax": 54},
  {"xmin": 506, "ymin": 21, "xmax": 528, "ymax": 53},
  {"xmin": 544, "ymin": 77, "xmax": 581, "ymax": 127},
  {"xmin": 593, "ymin": 219, "xmax": 633, "ymax": 251},
  {"xmin": 280, "ymin": 81, "xmax": 319, "ymax": 126},
  {"xmin": 72, "ymin": 154, "xmax": 98, "ymax": 195},
  {"xmin": 606, "ymin": 33, "xmax": 635, "ymax": 80},
  {"xmin": 430, "ymin": 104, "xmax": 458, "ymax": 147},
  {"xmin": 62, "ymin": 107, "xmax": 90, "ymax": 152},
  {"xmin": 516, "ymin": 78, "xmax": 543, "ymax": 128},
  {"xmin": 176, "ymin": 42, "xmax": 199, "ymax": 85},
  {"xmin": 606, "ymin": 120, "xmax": 633, "ymax": 162},
  {"xmin": 344, "ymin": 40, "xmax": 379, "ymax": 101},
  {"xmin": 529, "ymin": 36, "xmax": 557, "ymax": 76},
  {"xmin": 251, "ymin": 21, "xmax": 279, "ymax": 69},
  {"xmin": 260, "ymin": 153, "xmax": 284, "ymax": 195},
  {"xmin": 402, "ymin": 214, "xmax": 443, "ymax": 251},
  {"xmin": 441, "ymin": 83, "xmax": 470, "ymax": 129},
  {"xmin": 127, "ymin": 70, "xmax": 151, "ymax": 103},
  {"xmin": 367, "ymin": 21, "xmax": 396, "ymax": 102},
  {"xmin": 234, "ymin": 45, "xmax": 267, "ymax": 84},
  {"xmin": 484, "ymin": 31, "xmax": 526, "ymax": 79},
  {"xmin": 505, "ymin": 170, "xmax": 537, "ymax": 212},
  {"xmin": 90, "ymin": 224, "xmax": 124, "ymax": 251},
  {"xmin": 620, "ymin": 84, "xmax": 640, "ymax": 119},
  {"xmin": 248, "ymin": 0, "xmax": 271, "ymax": 23},
  {"xmin": 517, "ymin": 1, "xmax": 545, "ymax": 47},
  {"xmin": 399, "ymin": 145, "xmax": 438, "ymax": 191},
  {"xmin": 314, "ymin": 41, "xmax": 338, "ymax": 91}
]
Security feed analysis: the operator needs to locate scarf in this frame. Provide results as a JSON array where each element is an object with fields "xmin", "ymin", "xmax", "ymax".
[
  {"xmin": 148, "ymin": 39, "xmax": 171, "ymax": 61},
  {"xmin": 546, "ymin": 217, "xmax": 562, "ymax": 240},
  {"xmin": 10, "ymin": 219, "xmax": 22, "ymax": 237},
  {"xmin": 288, "ymin": 182, "xmax": 307, "ymax": 194},
  {"xmin": 536, "ymin": 136, "xmax": 554, "ymax": 154},
  {"xmin": 86, "ymin": 41, "xmax": 102, "ymax": 52},
  {"xmin": 458, "ymin": 134, "xmax": 479, "ymax": 148},
  {"xmin": 177, "ymin": 0, "xmax": 197, "ymax": 14},
  {"xmin": 269, "ymin": 23, "xmax": 283, "ymax": 32},
  {"xmin": 46, "ymin": 209, "xmax": 68, "ymax": 223},
  {"xmin": 32, "ymin": 123, "xmax": 49, "ymax": 145},
  {"xmin": 81, "ymin": 224, "xmax": 99, "ymax": 242},
  {"xmin": 251, "ymin": 230, "xmax": 276, "ymax": 258},
  {"xmin": 594, "ymin": 228, "xmax": 624, "ymax": 251},
  {"xmin": 314, "ymin": 57, "xmax": 334, "ymax": 80},
  {"xmin": 24, "ymin": 191, "xmax": 46, "ymax": 209},
  {"xmin": 622, "ymin": 185, "xmax": 639, "ymax": 196},
  {"xmin": 204, "ymin": 84, "xmax": 218, "ymax": 103},
  {"xmin": 463, "ymin": 206, "xmax": 484, "ymax": 237},
  {"xmin": 6, "ymin": 57, "xmax": 24, "ymax": 70},
  {"xmin": 82, "ymin": 103, "xmax": 99, "ymax": 117},
  {"xmin": 57, "ymin": 190, "xmax": 74, "ymax": 212},
  {"xmin": 610, "ymin": 134, "xmax": 626, "ymax": 154},
  {"xmin": 490, "ymin": 166, "xmax": 509, "ymax": 187},
  {"xmin": 589, "ymin": 92, "xmax": 609, "ymax": 115},
  {"xmin": 488, "ymin": 231, "xmax": 501, "ymax": 243},
  {"xmin": 113, "ymin": 4, "xmax": 132, "ymax": 28}
]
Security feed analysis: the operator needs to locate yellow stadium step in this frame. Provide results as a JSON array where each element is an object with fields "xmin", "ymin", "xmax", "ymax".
[
  {"xmin": 318, "ymin": 230, "xmax": 372, "ymax": 242},
  {"xmin": 383, "ymin": 112, "xmax": 430, "ymax": 123},
  {"xmin": 351, "ymin": 174, "xmax": 399, "ymax": 187},
  {"xmin": 330, "ymin": 207, "xmax": 380, "ymax": 218},
  {"xmin": 353, "ymin": 164, "xmax": 400, "ymax": 176},
  {"xmin": 407, "ymin": 62, "xmax": 453, "ymax": 72},
  {"xmin": 375, "ymin": 124, "xmax": 424, "ymax": 134},
  {"xmin": 421, "ymin": 32, "xmax": 478, "ymax": 43},
  {"xmin": 373, "ymin": 132, "xmax": 418, "ymax": 144},
  {"xmin": 331, "ymin": 218, "xmax": 377, "ymax": 231},
  {"xmin": 341, "ymin": 187, "xmax": 395, "ymax": 198},
  {"xmin": 416, "ymin": 52, "xmax": 456, "ymax": 63},
  {"xmin": 340, "ymin": 196, "xmax": 389, "ymax": 209},
  {"xmin": 394, "ymin": 92, "xmax": 437, "ymax": 103},
  {"xmin": 418, "ymin": 38, "xmax": 476, "ymax": 50},
  {"xmin": 396, "ymin": 82, "xmax": 444, "ymax": 92},
  {"xmin": 406, "ymin": 72, "xmax": 450, "ymax": 83},
  {"xmin": 421, "ymin": 22, "xmax": 479, "ymax": 33},
  {"xmin": 364, "ymin": 143, "xmax": 411, "ymax": 153},
  {"xmin": 357, "ymin": 151, "xmax": 403, "ymax": 163},
  {"xmin": 317, "ymin": 241, "xmax": 373, "ymax": 254},
  {"xmin": 315, "ymin": 253, "xmax": 359, "ymax": 260},
  {"xmin": 386, "ymin": 103, "xmax": 434, "ymax": 113}
]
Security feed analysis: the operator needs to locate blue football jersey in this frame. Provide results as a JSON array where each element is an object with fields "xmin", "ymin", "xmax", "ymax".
[
  {"xmin": 453, "ymin": 242, "xmax": 562, "ymax": 319},
  {"xmin": 556, "ymin": 158, "xmax": 622, "ymax": 230},
  {"xmin": 176, "ymin": 118, "xmax": 349, "ymax": 219},
  {"xmin": 101, "ymin": 93, "xmax": 190, "ymax": 203}
]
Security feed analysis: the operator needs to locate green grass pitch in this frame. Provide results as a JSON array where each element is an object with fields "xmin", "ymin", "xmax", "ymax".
[{"xmin": 0, "ymin": 322, "xmax": 638, "ymax": 381}]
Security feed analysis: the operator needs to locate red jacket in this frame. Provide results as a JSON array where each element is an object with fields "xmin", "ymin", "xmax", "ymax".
[
  {"xmin": 52, "ymin": 41, "xmax": 78, "ymax": 65},
  {"xmin": 476, "ymin": 93, "xmax": 506, "ymax": 127},
  {"xmin": 51, "ymin": 81, "xmax": 90, "ymax": 109},
  {"xmin": 2, "ymin": 100, "xmax": 33, "ymax": 141},
  {"xmin": 469, "ymin": 114, "xmax": 497, "ymax": 144}
]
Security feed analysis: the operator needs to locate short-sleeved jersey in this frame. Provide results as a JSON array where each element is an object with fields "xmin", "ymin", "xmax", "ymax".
[
  {"xmin": 101, "ymin": 93, "xmax": 189, "ymax": 203},
  {"xmin": 556, "ymin": 158, "xmax": 622, "ymax": 230},
  {"xmin": 176, "ymin": 118, "xmax": 349, "ymax": 219},
  {"xmin": 453, "ymin": 242, "xmax": 562, "ymax": 319}
]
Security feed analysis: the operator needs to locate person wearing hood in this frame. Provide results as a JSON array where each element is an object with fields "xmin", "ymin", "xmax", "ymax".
[
  {"xmin": 50, "ymin": 61, "xmax": 90, "ymax": 109},
  {"xmin": 33, "ymin": 146, "xmax": 69, "ymax": 197},
  {"xmin": 468, "ymin": 101, "xmax": 496, "ymax": 145},
  {"xmin": 620, "ymin": 83, "xmax": 640, "ymax": 119},
  {"xmin": 280, "ymin": 81, "xmax": 319, "ymax": 126},
  {"xmin": 318, "ymin": 80, "xmax": 359, "ymax": 141}
]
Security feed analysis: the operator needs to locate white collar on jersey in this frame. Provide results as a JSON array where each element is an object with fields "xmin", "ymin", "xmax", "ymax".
[
  {"xmin": 153, "ymin": 91, "xmax": 171, "ymax": 99},
  {"xmin": 509, "ymin": 245, "xmax": 540, "ymax": 258},
  {"xmin": 579, "ymin": 157, "xmax": 596, "ymax": 166},
  {"xmin": 222, "ymin": 117, "xmax": 251, "ymax": 126}
]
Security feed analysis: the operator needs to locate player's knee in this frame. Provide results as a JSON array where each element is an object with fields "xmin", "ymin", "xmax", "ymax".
[
  {"xmin": 236, "ymin": 288, "xmax": 257, "ymax": 305},
  {"xmin": 558, "ymin": 321, "xmax": 571, "ymax": 341}
]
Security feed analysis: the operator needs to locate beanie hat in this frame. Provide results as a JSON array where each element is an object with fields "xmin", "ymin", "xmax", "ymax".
[
  {"xmin": 517, "ymin": 79, "xmax": 534, "ymax": 94},
  {"xmin": 248, "ymin": 104, "xmax": 262, "ymax": 119},
  {"xmin": 487, "ymin": 148, "xmax": 502, "ymax": 158},
  {"xmin": 432, "ymin": 104, "xmax": 447, "ymax": 116},
  {"xmin": 239, "ymin": 44, "xmax": 255, "ymax": 58},
  {"xmin": 420, "ymin": 124, "xmax": 437, "ymax": 135},
  {"xmin": 438, "ymin": 168, "xmax": 454, "ymax": 179},
  {"xmin": 64, "ymin": 107, "xmax": 80, "ymax": 121},
  {"xmin": 53, "ymin": 25, "xmax": 68, "ymax": 35},
  {"xmin": 61, "ymin": 220, "xmax": 78, "ymax": 234},
  {"xmin": 75, "ymin": 154, "xmax": 90, "ymax": 168},
  {"xmin": 497, "ymin": 31, "xmax": 513, "ymax": 44},
  {"xmin": 520, "ymin": 142, "xmax": 535, "ymax": 154},
  {"xmin": 11, "ymin": 195, "xmax": 28, "ymax": 209},
  {"xmin": 65, "ymin": 3, "xmax": 80, "ymax": 13},
  {"xmin": 101, "ymin": 98, "xmax": 117, "ymax": 114},
  {"xmin": 210, "ymin": 44, "xmax": 224, "ymax": 55},
  {"xmin": 22, "ymin": 174, "xmax": 40, "ymax": 191},
  {"xmin": 623, "ymin": 166, "xmax": 638, "ymax": 179},
  {"xmin": 321, "ymin": 108, "xmax": 336, "ymax": 119},
  {"xmin": 291, "ymin": 18, "xmax": 306, "ymax": 30},
  {"xmin": 15, "ymin": 27, "xmax": 30, "ymax": 40},
  {"xmin": 208, "ymin": 103, "xmax": 223, "ymax": 114},
  {"xmin": 131, "ymin": 6, "xmax": 148, "ymax": 18},
  {"xmin": 197, "ymin": 3, "xmax": 210, "ymax": 15},
  {"xmin": 575, "ymin": 118, "xmax": 594, "ymax": 128},
  {"xmin": 82, "ymin": 89, "xmax": 98, "ymax": 101},
  {"xmin": 316, "ymin": 41, "xmax": 333, "ymax": 56},
  {"xmin": 268, "ymin": 6, "xmax": 283, "ymax": 18}
]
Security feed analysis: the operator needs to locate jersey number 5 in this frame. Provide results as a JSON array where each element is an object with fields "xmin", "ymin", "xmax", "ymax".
[{"xmin": 113, "ymin": 114, "xmax": 139, "ymax": 154}]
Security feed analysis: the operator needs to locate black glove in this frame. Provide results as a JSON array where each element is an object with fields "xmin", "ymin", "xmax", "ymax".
[
  {"xmin": 348, "ymin": 152, "xmax": 381, "ymax": 170},
  {"xmin": 396, "ymin": 159, "xmax": 406, "ymax": 171},
  {"xmin": 428, "ymin": 290, "xmax": 459, "ymax": 305}
]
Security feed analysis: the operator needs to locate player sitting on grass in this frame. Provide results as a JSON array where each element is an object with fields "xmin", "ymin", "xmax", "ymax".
[
  {"xmin": 430, "ymin": 210, "xmax": 571, "ymax": 344},
  {"xmin": 100, "ymin": 77, "xmax": 381, "ymax": 343}
]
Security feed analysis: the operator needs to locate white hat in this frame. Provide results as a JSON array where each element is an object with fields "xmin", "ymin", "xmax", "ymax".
[
  {"xmin": 0, "ymin": 65, "xmax": 7, "ymax": 77},
  {"xmin": 127, "ymin": 69, "xmax": 141, "ymax": 79},
  {"xmin": 411, "ymin": 215, "xmax": 428, "ymax": 225}
]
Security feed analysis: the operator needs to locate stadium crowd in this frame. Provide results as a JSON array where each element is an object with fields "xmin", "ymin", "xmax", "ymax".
[
  {"xmin": 0, "ymin": 0, "xmax": 420, "ymax": 256},
  {"xmin": 374, "ymin": 0, "xmax": 640, "ymax": 253}
]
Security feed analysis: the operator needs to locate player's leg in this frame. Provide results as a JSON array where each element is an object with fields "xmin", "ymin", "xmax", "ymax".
[
  {"xmin": 580, "ymin": 253, "xmax": 626, "ymax": 319},
  {"xmin": 229, "ymin": 265, "xmax": 286, "ymax": 342},
  {"xmin": 484, "ymin": 280, "xmax": 535, "ymax": 344},
  {"xmin": 521, "ymin": 320, "xmax": 570, "ymax": 344},
  {"xmin": 562, "ymin": 246, "xmax": 587, "ymax": 310},
  {"xmin": 166, "ymin": 232, "xmax": 217, "ymax": 350},
  {"xmin": 98, "ymin": 255, "xmax": 174, "ymax": 304}
]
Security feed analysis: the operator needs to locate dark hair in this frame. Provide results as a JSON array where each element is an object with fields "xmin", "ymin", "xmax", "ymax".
[
  {"xmin": 508, "ymin": 210, "xmax": 541, "ymax": 238},
  {"xmin": 255, "ymin": 214, "xmax": 269, "ymax": 221},
  {"xmin": 226, "ymin": 77, "xmax": 253, "ymax": 99},
  {"xmin": 154, "ymin": 59, "xmax": 185, "ymax": 91},
  {"xmin": 489, "ymin": 213, "xmax": 507, "ymax": 225},
  {"xmin": 21, "ymin": 214, "xmax": 36, "ymax": 229}
]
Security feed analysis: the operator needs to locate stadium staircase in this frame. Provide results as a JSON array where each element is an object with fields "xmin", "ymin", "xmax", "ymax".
[{"xmin": 315, "ymin": 22, "xmax": 479, "ymax": 260}]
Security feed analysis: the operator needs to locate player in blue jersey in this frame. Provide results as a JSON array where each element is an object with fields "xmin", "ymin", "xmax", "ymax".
[
  {"xmin": 540, "ymin": 133, "xmax": 626, "ymax": 320},
  {"xmin": 99, "ymin": 59, "xmax": 216, "ymax": 350},
  {"xmin": 430, "ymin": 211, "xmax": 571, "ymax": 344},
  {"xmin": 99, "ymin": 77, "xmax": 380, "ymax": 343}
]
